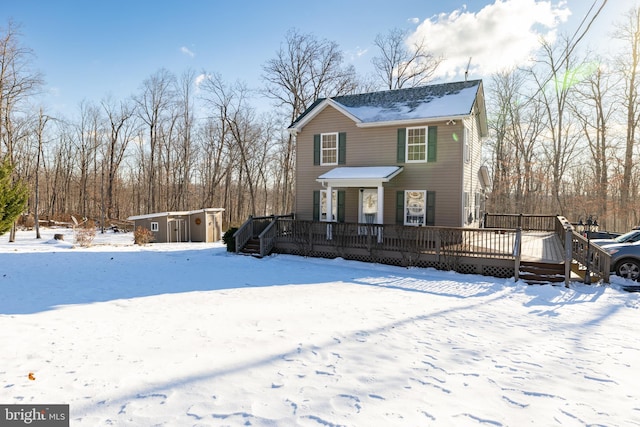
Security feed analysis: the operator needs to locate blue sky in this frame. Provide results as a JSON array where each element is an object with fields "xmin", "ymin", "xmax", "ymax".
[{"xmin": 0, "ymin": 0, "xmax": 632, "ymax": 117}]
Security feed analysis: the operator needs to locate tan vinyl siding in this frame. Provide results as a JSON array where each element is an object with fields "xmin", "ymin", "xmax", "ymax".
[
  {"xmin": 295, "ymin": 105, "xmax": 469, "ymax": 226},
  {"xmin": 190, "ymin": 212, "xmax": 206, "ymax": 242},
  {"xmin": 461, "ymin": 104, "xmax": 484, "ymax": 226},
  {"xmin": 132, "ymin": 217, "xmax": 167, "ymax": 243}
]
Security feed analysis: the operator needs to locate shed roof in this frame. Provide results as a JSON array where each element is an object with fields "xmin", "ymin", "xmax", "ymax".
[{"xmin": 127, "ymin": 208, "xmax": 224, "ymax": 221}]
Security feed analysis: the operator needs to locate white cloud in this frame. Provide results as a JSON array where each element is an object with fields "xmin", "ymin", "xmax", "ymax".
[
  {"xmin": 195, "ymin": 73, "xmax": 208, "ymax": 88},
  {"xmin": 409, "ymin": 0, "xmax": 571, "ymax": 80},
  {"xmin": 180, "ymin": 46, "xmax": 195, "ymax": 58},
  {"xmin": 408, "ymin": 17, "xmax": 420, "ymax": 24}
]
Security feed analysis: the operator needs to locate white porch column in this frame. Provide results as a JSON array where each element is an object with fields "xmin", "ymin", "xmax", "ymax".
[
  {"xmin": 326, "ymin": 185, "xmax": 333, "ymax": 221},
  {"xmin": 377, "ymin": 185, "xmax": 384, "ymax": 224}
]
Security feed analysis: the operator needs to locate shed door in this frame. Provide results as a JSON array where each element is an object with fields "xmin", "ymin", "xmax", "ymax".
[
  {"xmin": 169, "ymin": 219, "xmax": 188, "ymax": 242},
  {"xmin": 206, "ymin": 214, "xmax": 214, "ymax": 242}
]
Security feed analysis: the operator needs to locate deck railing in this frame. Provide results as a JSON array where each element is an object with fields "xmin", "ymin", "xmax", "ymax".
[
  {"xmin": 266, "ymin": 218, "xmax": 521, "ymax": 278},
  {"xmin": 235, "ymin": 214, "xmax": 611, "ymax": 284},
  {"xmin": 484, "ymin": 213, "xmax": 557, "ymax": 231},
  {"xmin": 234, "ymin": 214, "xmax": 295, "ymax": 255},
  {"xmin": 570, "ymin": 231, "xmax": 611, "ymax": 283}
]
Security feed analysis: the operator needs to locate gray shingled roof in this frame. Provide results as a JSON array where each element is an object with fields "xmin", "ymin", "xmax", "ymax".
[{"xmin": 290, "ymin": 79, "xmax": 483, "ymax": 129}]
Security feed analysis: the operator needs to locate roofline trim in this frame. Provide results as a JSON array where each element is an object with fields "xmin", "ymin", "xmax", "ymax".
[
  {"xmin": 288, "ymin": 99, "xmax": 362, "ymax": 134},
  {"xmin": 355, "ymin": 114, "xmax": 470, "ymax": 128},
  {"xmin": 128, "ymin": 208, "xmax": 225, "ymax": 221}
]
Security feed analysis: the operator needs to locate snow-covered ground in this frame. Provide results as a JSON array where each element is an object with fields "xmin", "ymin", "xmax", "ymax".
[{"xmin": 1, "ymin": 227, "xmax": 639, "ymax": 426}]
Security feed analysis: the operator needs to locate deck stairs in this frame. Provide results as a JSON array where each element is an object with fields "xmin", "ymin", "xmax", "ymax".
[
  {"xmin": 519, "ymin": 261, "xmax": 565, "ymax": 285},
  {"xmin": 239, "ymin": 238, "xmax": 262, "ymax": 256},
  {"xmin": 570, "ymin": 261, "xmax": 602, "ymax": 284}
]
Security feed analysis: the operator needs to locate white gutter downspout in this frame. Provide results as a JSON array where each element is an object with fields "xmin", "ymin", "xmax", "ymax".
[{"xmin": 377, "ymin": 185, "xmax": 384, "ymax": 225}]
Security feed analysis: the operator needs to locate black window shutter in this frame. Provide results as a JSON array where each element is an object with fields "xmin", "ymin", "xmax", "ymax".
[
  {"xmin": 396, "ymin": 191, "xmax": 405, "ymax": 224},
  {"xmin": 397, "ymin": 128, "xmax": 406, "ymax": 163},
  {"xmin": 427, "ymin": 127, "xmax": 437, "ymax": 162},
  {"xmin": 426, "ymin": 191, "xmax": 436, "ymax": 226},
  {"xmin": 313, "ymin": 190, "xmax": 320, "ymax": 220},
  {"xmin": 338, "ymin": 132, "xmax": 346, "ymax": 164},
  {"xmin": 337, "ymin": 190, "xmax": 345, "ymax": 222},
  {"xmin": 313, "ymin": 134, "xmax": 320, "ymax": 165}
]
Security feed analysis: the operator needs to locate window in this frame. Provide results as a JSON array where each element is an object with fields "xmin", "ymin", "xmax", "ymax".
[
  {"xmin": 463, "ymin": 126, "xmax": 470, "ymax": 163},
  {"xmin": 320, "ymin": 189, "xmax": 337, "ymax": 221},
  {"xmin": 464, "ymin": 192, "xmax": 471, "ymax": 224},
  {"xmin": 405, "ymin": 190, "xmax": 426, "ymax": 225},
  {"xmin": 150, "ymin": 222, "xmax": 159, "ymax": 232},
  {"xmin": 314, "ymin": 133, "xmax": 346, "ymax": 165},
  {"xmin": 321, "ymin": 133, "xmax": 338, "ymax": 165},
  {"xmin": 406, "ymin": 127, "xmax": 426, "ymax": 162},
  {"xmin": 474, "ymin": 192, "xmax": 482, "ymax": 222},
  {"xmin": 397, "ymin": 127, "xmax": 436, "ymax": 163},
  {"xmin": 397, "ymin": 191, "xmax": 435, "ymax": 226}
]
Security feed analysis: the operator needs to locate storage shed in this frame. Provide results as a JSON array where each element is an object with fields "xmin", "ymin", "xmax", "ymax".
[{"xmin": 127, "ymin": 208, "xmax": 225, "ymax": 243}]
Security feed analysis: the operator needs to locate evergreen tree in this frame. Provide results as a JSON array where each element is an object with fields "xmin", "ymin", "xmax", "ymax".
[{"xmin": 0, "ymin": 157, "xmax": 28, "ymax": 235}]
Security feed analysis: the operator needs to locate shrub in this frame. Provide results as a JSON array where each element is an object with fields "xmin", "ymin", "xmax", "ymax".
[
  {"xmin": 75, "ymin": 222, "xmax": 96, "ymax": 247},
  {"xmin": 134, "ymin": 226, "xmax": 154, "ymax": 245},
  {"xmin": 222, "ymin": 227, "xmax": 238, "ymax": 252}
]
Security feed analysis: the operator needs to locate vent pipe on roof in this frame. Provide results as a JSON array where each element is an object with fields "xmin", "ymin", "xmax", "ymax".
[{"xmin": 465, "ymin": 57, "xmax": 472, "ymax": 81}]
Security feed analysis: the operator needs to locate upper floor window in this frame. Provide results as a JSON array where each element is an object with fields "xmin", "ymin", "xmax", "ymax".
[
  {"xmin": 321, "ymin": 133, "xmax": 338, "ymax": 165},
  {"xmin": 314, "ymin": 132, "xmax": 346, "ymax": 166},
  {"xmin": 397, "ymin": 127, "xmax": 436, "ymax": 163},
  {"xmin": 406, "ymin": 127, "xmax": 427, "ymax": 162}
]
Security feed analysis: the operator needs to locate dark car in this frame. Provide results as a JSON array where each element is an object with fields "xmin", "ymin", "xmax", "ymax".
[
  {"xmin": 592, "ymin": 229, "xmax": 640, "ymax": 247},
  {"xmin": 604, "ymin": 240, "xmax": 640, "ymax": 281},
  {"xmin": 586, "ymin": 230, "xmax": 621, "ymax": 240}
]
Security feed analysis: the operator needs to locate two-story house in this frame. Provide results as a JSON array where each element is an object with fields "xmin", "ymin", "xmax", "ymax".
[{"xmin": 288, "ymin": 79, "xmax": 489, "ymax": 228}]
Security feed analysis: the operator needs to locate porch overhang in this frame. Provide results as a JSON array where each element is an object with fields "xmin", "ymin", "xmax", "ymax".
[{"xmin": 316, "ymin": 166, "xmax": 403, "ymax": 188}]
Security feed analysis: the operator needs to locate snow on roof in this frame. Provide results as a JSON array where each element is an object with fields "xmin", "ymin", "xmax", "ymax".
[
  {"xmin": 316, "ymin": 166, "xmax": 404, "ymax": 187},
  {"xmin": 317, "ymin": 166, "xmax": 402, "ymax": 180},
  {"xmin": 127, "ymin": 208, "xmax": 224, "ymax": 221},
  {"xmin": 289, "ymin": 80, "xmax": 482, "ymax": 130},
  {"xmin": 338, "ymin": 85, "xmax": 478, "ymax": 123}
]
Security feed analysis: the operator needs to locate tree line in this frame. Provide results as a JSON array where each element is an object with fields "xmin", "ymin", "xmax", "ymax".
[
  {"xmin": 487, "ymin": 6, "xmax": 640, "ymax": 231},
  {"xmin": 1, "ymin": 5, "xmax": 639, "ymax": 238}
]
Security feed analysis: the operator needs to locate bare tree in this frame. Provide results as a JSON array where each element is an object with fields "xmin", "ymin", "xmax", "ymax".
[
  {"xmin": 101, "ymin": 97, "xmax": 137, "ymax": 220},
  {"xmin": 570, "ymin": 61, "xmax": 617, "ymax": 227},
  {"xmin": 262, "ymin": 29, "xmax": 358, "ymax": 215},
  {"xmin": 487, "ymin": 70, "xmax": 545, "ymax": 214},
  {"xmin": 194, "ymin": 116, "xmax": 230, "ymax": 209},
  {"xmin": 134, "ymin": 68, "xmax": 176, "ymax": 213},
  {"xmin": 33, "ymin": 108, "xmax": 50, "ymax": 238},
  {"xmin": 201, "ymin": 75, "xmax": 258, "ymax": 216},
  {"xmin": 0, "ymin": 21, "xmax": 42, "ymax": 241},
  {"xmin": 613, "ymin": 6, "xmax": 640, "ymax": 229},
  {"xmin": 372, "ymin": 27, "xmax": 443, "ymax": 90},
  {"xmin": 74, "ymin": 100, "xmax": 103, "ymax": 218},
  {"xmin": 0, "ymin": 21, "xmax": 43, "ymax": 161},
  {"xmin": 529, "ymin": 36, "xmax": 583, "ymax": 215},
  {"xmin": 172, "ymin": 69, "xmax": 196, "ymax": 210}
]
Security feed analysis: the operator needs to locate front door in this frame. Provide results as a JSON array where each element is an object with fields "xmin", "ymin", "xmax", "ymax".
[{"xmin": 359, "ymin": 188, "xmax": 378, "ymax": 224}]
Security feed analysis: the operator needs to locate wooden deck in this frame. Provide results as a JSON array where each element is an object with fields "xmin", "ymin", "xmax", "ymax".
[
  {"xmin": 520, "ymin": 231, "xmax": 565, "ymax": 263},
  {"xmin": 236, "ymin": 215, "xmax": 610, "ymax": 283}
]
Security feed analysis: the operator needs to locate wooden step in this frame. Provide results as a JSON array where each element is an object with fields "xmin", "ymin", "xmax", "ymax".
[
  {"xmin": 519, "ymin": 261, "xmax": 565, "ymax": 285},
  {"xmin": 240, "ymin": 238, "xmax": 261, "ymax": 255}
]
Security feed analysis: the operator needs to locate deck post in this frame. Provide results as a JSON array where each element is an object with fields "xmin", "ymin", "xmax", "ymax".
[
  {"xmin": 564, "ymin": 228, "xmax": 573, "ymax": 287},
  {"xmin": 513, "ymin": 227, "xmax": 521, "ymax": 281}
]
